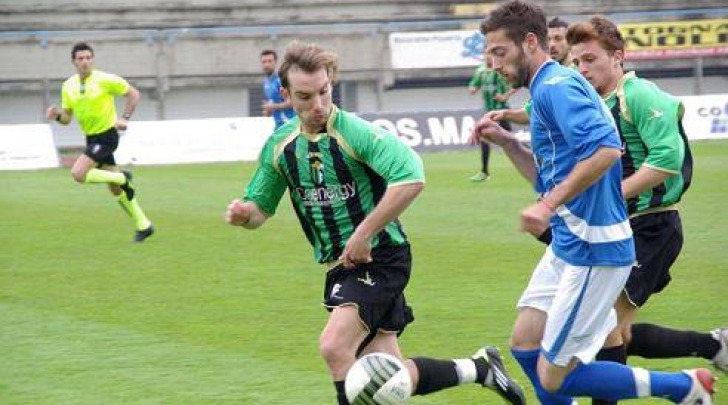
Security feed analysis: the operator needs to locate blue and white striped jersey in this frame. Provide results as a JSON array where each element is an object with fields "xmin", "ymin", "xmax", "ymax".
[{"xmin": 529, "ymin": 60, "xmax": 635, "ymax": 267}]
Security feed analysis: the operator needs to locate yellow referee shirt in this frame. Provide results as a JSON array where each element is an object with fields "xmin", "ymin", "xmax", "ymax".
[{"xmin": 61, "ymin": 70, "xmax": 129, "ymax": 136}]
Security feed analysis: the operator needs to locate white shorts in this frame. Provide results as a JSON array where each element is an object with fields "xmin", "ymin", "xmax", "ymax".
[{"xmin": 517, "ymin": 246, "xmax": 632, "ymax": 367}]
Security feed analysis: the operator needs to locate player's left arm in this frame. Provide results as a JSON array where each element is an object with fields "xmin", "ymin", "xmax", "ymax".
[
  {"xmin": 117, "ymin": 84, "xmax": 141, "ymax": 130},
  {"xmin": 621, "ymin": 84, "xmax": 683, "ymax": 199},
  {"xmin": 340, "ymin": 181, "xmax": 424, "ymax": 267},
  {"xmin": 339, "ymin": 120, "xmax": 425, "ymax": 267}
]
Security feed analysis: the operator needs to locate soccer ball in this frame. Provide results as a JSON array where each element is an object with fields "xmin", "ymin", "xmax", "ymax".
[{"xmin": 345, "ymin": 352, "xmax": 412, "ymax": 405}]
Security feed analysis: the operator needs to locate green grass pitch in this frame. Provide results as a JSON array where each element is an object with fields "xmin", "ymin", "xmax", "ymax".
[{"xmin": 1, "ymin": 141, "xmax": 726, "ymax": 404}]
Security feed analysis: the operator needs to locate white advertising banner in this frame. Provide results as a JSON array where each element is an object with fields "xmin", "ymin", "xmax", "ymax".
[
  {"xmin": 679, "ymin": 94, "xmax": 728, "ymax": 140},
  {"xmin": 0, "ymin": 124, "xmax": 59, "ymax": 170},
  {"xmin": 115, "ymin": 117, "xmax": 274, "ymax": 165},
  {"xmin": 389, "ymin": 30, "xmax": 484, "ymax": 69}
]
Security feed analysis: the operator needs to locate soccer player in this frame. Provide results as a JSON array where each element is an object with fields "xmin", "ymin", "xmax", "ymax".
[
  {"xmin": 260, "ymin": 49, "xmax": 296, "ymax": 130},
  {"xmin": 473, "ymin": 1, "xmax": 715, "ymax": 404},
  {"xmin": 547, "ymin": 17, "xmax": 572, "ymax": 67},
  {"xmin": 468, "ymin": 57, "xmax": 518, "ymax": 182},
  {"xmin": 46, "ymin": 42, "xmax": 154, "ymax": 243},
  {"xmin": 565, "ymin": 17, "xmax": 728, "ymax": 405},
  {"xmin": 226, "ymin": 41, "xmax": 525, "ymax": 405}
]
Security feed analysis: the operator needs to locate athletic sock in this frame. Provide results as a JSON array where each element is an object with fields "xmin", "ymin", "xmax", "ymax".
[
  {"xmin": 334, "ymin": 380, "xmax": 349, "ymax": 405},
  {"xmin": 118, "ymin": 193, "xmax": 152, "ymax": 230},
  {"xmin": 592, "ymin": 345, "xmax": 626, "ymax": 405},
  {"xmin": 411, "ymin": 357, "xmax": 460, "ymax": 395},
  {"xmin": 511, "ymin": 348, "xmax": 572, "ymax": 405},
  {"xmin": 84, "ymin": 168, "xmax": 125, "ymax": 185},
  {"xmin": 557, "ymin": 362, "xmax": 691, "ymax": 402},
  {"xmin": 629, "ymin": 323, "xmax": 721, "ymax": 359}
]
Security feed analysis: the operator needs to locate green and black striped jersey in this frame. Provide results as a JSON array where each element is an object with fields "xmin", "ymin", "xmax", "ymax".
[
  {"xmin": 244, "ymin": 106, "xmax": 425, "ymax": 263},
  {"xmin": 606, "ymin": 71, "xmax": 692, "ymax": 215}
]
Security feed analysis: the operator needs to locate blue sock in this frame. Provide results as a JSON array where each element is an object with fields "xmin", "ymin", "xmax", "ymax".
[
  {"xmin": 557, "ymin": 362, "xmax": 691, "ymax": 402},
  {"xmin": 648, "ymin": 371, "xmax": 692, "ymax": 402},
  {"xmin": 511, "ymin": 348, "xmax": 573, "ymax": 405}
]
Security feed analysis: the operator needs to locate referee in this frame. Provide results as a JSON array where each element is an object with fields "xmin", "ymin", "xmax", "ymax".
[{"xmin": 47, "ymin": 42, "xmax": 154, "ymax": 242}]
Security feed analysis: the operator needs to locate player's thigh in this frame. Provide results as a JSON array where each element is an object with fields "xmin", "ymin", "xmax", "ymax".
[
  {"xmin": 542, "ymin": 264, "xmax": 631, "ymax": 366},
  {"xmin": 624, "ymin": 211, "xmax": 683, "ymax": 307}
]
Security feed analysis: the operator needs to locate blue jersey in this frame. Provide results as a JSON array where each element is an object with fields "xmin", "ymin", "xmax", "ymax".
[
  {"xmin": 529, "ymin": 60, "xmax": 635, "ymax": 267},
  {"xmin": 263, "ymin": 72, "xmax": 296, "ymax": 129}
]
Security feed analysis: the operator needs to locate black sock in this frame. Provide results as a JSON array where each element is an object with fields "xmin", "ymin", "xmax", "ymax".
[
  {"xmin": 411, "ymin": 357, "xmax": 460, "ymax": 395},
  {"xmin": 592, "ymin": 345, "xmax": 626, "ymax": 405},
  {"xmin": 334, "ymin": 380, "xmax": 349, "ymax": 405},
  {"xmin": 628, "ymin": 323, "xmax": 720, "ymax": 359}
]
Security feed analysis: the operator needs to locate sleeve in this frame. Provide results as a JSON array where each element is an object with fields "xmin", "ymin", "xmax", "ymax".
[
  {"xmin": 102, "ymin": 72, "xmax": 130, "ymax": 96},
  {"xmin": 243, "ymin": 140, "xmax": 289, "ymax": 216},
  {"xmin": 60, "ymin": 81, "xmax": 72, "ymax": 111},
  {"xmin": 543, "ymin": 78, "xmax": 621, "ymax": 161},
  {"xmin": 469, "ymin": 66, "xmax": 483, "ymax": 88},
  {"xmin": 347, "ymin": 118, "xmax": 425, "ymax": 186},
  {"xmin": 626, "ymin": 81, "xmax": 684, "ymax": 173},
  {"xmin": 524, "ymin": 99, "xmax": 532, "ymax": 117}
]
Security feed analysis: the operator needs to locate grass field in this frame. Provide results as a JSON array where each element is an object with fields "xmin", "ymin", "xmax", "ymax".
[{"xmin": 1, "ymin": 141, "xmax": 726, "ymax": 404}]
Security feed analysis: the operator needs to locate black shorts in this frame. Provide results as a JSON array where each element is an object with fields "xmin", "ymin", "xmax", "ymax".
[
  {"xmin": 323, "ymin": 244, "xmax": 414, "ymax": 341},
  {"xmin": 624, "ymin": 210, "xmax": 683, "ymax": 307},
  {"xmin": 84, "ymin": 128, "xmax": 119, "ymax": 166}
]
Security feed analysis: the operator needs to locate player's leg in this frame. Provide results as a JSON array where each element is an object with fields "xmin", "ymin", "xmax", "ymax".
[
  {"xmin": 469, "ymin": 141, "xmax": 490, "ymax": 181},
  {"xmin": 321, "ymin": 246, "xmax": 412, "ymax": 405},
  {"xmin": 356, "ymin": 300, "xmax": 525, "ymax": 403},
  {"xmin": 511, "ymin": 247, "xmax": 574, "ymax": 404},
  {"xmin": 622, "ymin": 212, "xmax": 721, "ymax": 364},
  {"xmin": 540, "ymin": 264, "xmax": 714, "ymax": 403},
  {"xmin": 320, "ymin": 305, "xmax": 370, "ymax": 405},
  {"xmin": 73, "ymin": 131, "xmax": 126, "ymax": 186},
  {"xmin": 100, "ymin": 163, "xmax": 153, "ymax": 241},
  {"xmin": 481, "ymin": 141, "xmax": 491, "ymax": 177}
]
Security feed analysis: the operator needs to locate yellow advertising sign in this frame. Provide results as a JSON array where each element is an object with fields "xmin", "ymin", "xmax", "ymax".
[{"xmin": 620, "ymin": 19, "xmax": 728, "ymax": 59}]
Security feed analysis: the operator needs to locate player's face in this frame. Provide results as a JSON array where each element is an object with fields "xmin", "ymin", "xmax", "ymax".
[
  {"xmin": 548, "ymin": 27, "xmax": 570, "ymax": 65},
  {"xmin": 282, "ymin": 67, "xmax": 333, "ymax": 134},
  {"xmin": 261, "ymin": 54, "xmax": 276, "ymax": 76},
  {"xmin": 485, "ymin": 29, "xmax": 529, "ymax": 88},
  {"xmin": 570, "ymin": 39, "xmax": 623, "ymax": 96},
  {"xmin": 72, "ymin": 50, "xmax": 94, "ymax": 77}
]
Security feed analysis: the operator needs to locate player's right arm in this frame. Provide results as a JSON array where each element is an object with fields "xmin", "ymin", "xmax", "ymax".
[
  {"xmin": 471, "ymin": 116, "xmax": 537, "ymax": 184},
  {"xmin": 48, "ymin": 80, "xmax": 74, "ymax": 125},
  {"xmin": 46, "ymin": 105, "xmax": 72, "ymax": 125},
  {"xmin": 486, "ymin": 107, "xmax": 529, "ymax": 125},
  {"xmin": 225, "ymin": 200, "xmax": 268, "ymax": 229}
]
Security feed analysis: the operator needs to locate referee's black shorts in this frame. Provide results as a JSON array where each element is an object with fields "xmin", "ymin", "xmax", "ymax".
[
  {"xmin": 323, "ymin": 244, "xmax": 414, "ymax": 346},
  {"xmin": 624, "ymin": 210, "xmax": 683, "ymax": 307},
  {"xmin": 84, "ymin": 127, "xmax": 119, "ymax": 166}
]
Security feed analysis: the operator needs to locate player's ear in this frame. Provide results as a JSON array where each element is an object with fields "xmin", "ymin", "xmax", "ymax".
[
  {"xmin": 280, "ymin": 87, "xmax": 290, "ymax": 101},
  {"xmin": 612, "ymin": 50, "xmax": 624, "ymax": 68}
]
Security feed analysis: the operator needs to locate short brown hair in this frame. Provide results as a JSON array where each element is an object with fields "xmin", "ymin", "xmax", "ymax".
[
  {"xmin": 566, "ymin": 16, "xmax": 625, "ymax": 53},
  {"xmin": 278, "ymin": 41, "xmax": 338, "ymax": 89},
  {"xmin": 480, "ymin": 0, "xmax": 548, "ymax": 50}
]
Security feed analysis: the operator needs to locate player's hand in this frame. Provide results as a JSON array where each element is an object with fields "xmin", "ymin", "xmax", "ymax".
[
  {"xmin": 470, "ymin": 115, "xmax": 513, "ymax": 146},
  {"xmin": 494, "ymin": 94, "xmax": 507, "ymax": 103},
  {"xmin": 225, "ymin": 199, "xmax": 251, "ymax": 226},
  {"xmin": 115, "ymin": 118, "xmax": 129, "ymax": 131},
  {"xmin": 520, "ymin": 202, "xmax": 552, "ymax": 237},
  {"xmin": 485, "ymin": 109, "xmax": 507, "ymax": 122},
  {"xmin": 46, "ymin": 105, "xmax": 60, "ymax": 121},
  {"xmin": 262, "ymin": 102, "xmax": 274, "ymax": 116},
  {"xmin": 339, "ymin": 232, "xmax": 373, "ymax": 269}
]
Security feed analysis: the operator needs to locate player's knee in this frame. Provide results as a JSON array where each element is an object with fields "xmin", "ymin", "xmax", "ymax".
[
  {"xmin": 71, "ymin": 169, "xmax": 86, "ymax": 183},
  {"xmin": 510, "ymin": 327, "xmax": 540, "ymax": 350},
  {"xmin": 319, "ymin": 335, "xmax": 349, "ymax": 368},
  {"xmin": 537, "ymin": 370, "xmax": 564, "ymax": 393}
]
